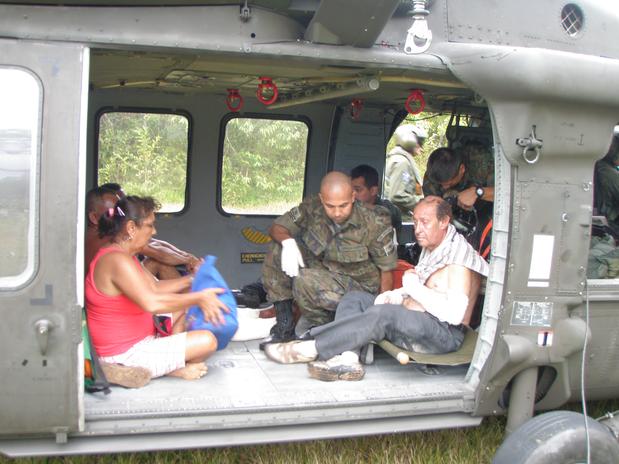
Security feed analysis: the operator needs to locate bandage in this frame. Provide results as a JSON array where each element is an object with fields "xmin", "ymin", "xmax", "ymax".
[
  {"xmin": 374, "ymin": 289, "xmax": 405, "ymax": 305},
  {"xmin": 401, "ymin": 272, "xmax": 468, "ymax": 325}
]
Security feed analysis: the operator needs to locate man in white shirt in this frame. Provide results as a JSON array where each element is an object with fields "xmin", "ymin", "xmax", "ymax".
[{"xmin": 264, "ymin": 196, "xmax": 488, "ymax": 381}]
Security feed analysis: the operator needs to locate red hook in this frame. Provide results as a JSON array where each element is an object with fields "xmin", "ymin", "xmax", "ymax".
[
  {"xmin": 226, "ymin": 89, "xmax": 244, "ymax": 112},
  {"xmin": 405, "ymin": 89, "xmax": 425, "ymax": 115},
  {"xmin": 350, "ymin": 99, "xmax": 364, "ymax": 121},
  {"xmin": 256, "ymin": 77, "xmax": 278, "ymax": 105}
]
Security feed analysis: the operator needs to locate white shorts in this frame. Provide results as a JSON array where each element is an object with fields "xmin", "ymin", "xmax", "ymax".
[{"xmin": 100, "ymin": 333, "xmax": 187, "ymax": 378}]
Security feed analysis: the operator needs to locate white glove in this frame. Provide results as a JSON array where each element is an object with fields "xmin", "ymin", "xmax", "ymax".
[
  {"xmin": 374, "ymin": 289, "xmax": 404, "ymax": 305},
  {"xmin": 281, "ymin": 238, "xmax": 305, "ymax": 277}
]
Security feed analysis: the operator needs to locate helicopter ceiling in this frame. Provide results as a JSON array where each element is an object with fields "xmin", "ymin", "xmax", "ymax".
[{"xmin": 90, "ymin": 47, "xmax": 476, "ymax": 114}]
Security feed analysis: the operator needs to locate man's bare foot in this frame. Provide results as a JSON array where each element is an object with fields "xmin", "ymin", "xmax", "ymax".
[{"xmin": 167, "ymin": 362, "xmax": 208, "ymax": 380}]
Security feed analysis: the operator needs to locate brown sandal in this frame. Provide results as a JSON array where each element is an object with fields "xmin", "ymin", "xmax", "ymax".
[{"xmin": 100, "ymin": 362, "xmax": 152, "ymax": 388}]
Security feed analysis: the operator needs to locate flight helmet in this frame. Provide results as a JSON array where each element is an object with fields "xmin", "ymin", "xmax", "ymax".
[{"xmin": 393, "ymin": 124, "xmax": 427, "ymax": 153}]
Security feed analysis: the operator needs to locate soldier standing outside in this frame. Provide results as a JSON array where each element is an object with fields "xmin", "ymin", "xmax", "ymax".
[
  {"xmin": 594, "ymin": 130, "xmax": 619, "ymax": 239},
  {"xmin": 260, "ymin": 171, "xmax": 397, "ymax": 348},
  {"xmin": 384, "ymin": 124, "xmax": 426, "ymax": 221}
]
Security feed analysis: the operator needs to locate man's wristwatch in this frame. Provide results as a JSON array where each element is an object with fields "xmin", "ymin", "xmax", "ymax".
[{"xmin": 475, "ymin": 186, "xmax": 485, "ymax": 199}]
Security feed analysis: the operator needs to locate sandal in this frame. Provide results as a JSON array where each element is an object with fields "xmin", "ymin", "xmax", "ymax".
[
  {"xmin": 307, "ymin": 354, "xmax": 365, "ymax": 382},
  {"xmin": 100, "ymin": 362, "xmax": 152, "ymax": 388},
  {"xmin": 264, "ymin": 341, "xmax": 317, "ymax": 364}
]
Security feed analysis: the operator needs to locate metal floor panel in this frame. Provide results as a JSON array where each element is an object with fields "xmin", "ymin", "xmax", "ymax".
[{"xmin": 85, "ymin": 340, "xmax": 471, "ymax": 420}]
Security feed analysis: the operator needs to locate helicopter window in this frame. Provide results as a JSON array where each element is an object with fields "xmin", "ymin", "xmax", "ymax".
[
  {"xmin": 96, "ymin": 110, "xmax": 190, "ymax": 213},
  {"xmin": 220, "ymin": 116, "xmax": 309, "ymax": 216},
  {"xmin": 0, "ymin": 67, "xmax": 40, "ymax": 289},
  {"xmin": 561, "ymin": 4, "xmax": 584, "ymax": 37}
]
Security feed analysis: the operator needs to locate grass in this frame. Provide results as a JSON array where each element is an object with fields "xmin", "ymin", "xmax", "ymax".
[{"xmin": 2, "ymin": 400, "xmax": 618, "ymax": 464}]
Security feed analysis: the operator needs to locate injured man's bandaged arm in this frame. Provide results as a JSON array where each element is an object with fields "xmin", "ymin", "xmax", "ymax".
[
  {"xmin": 374, "ymin": 289, "xmax": 404, "ymax": 305},
  {"xmin": 401, "ymin": 272, "xmax": 469, "ymax": 325}
]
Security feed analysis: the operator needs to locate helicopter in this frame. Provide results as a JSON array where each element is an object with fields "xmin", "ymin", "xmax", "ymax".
[{"xmin": 1, "ymin": 1, "xmax": 619, "ymax": 462}]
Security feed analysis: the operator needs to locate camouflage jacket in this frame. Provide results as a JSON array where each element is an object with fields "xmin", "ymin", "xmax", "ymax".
[
  {"xmin": 384, "ymin": 146, "xmax": 424, "ymax": 220},
  {"xmin": 594, "ymin": 159, "xmax": 619, "ymax": 227},
  {"xmin": 274, "ymin": 195, "xmax": 397, "ymax": 289},
  {"xmin": 375, "ymin": 197, "xmax": 402, "ymax": 238},
  {"xmin": 588, "ymin": 234, "xmax": 619, "ymax": 279},
  {"xmin": 423, "ymin": 143, "xmax": 494, "ymax": 198}
]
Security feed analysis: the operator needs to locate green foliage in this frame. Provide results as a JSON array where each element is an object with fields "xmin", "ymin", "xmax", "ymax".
[
  {"xmin": 98, "ymin": 112, "xmax": 188, "ymax": 211},
  {"xmin": 97, "ymin": 112, "xmax": 452, "ymax": 215},
  {"xmin": 221, "ymin": 118, "xmax": 308, "ymax": 213}
]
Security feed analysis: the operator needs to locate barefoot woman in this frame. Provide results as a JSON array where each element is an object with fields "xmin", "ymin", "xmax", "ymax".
[{"xmin": 85, "ymin": 195, "xmax": 227, "ymax": 381}]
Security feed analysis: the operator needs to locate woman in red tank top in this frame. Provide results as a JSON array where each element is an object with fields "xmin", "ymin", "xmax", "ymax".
[{"xmin": 85, "ymin": 195, "xmax": 228, "ymax": 382}]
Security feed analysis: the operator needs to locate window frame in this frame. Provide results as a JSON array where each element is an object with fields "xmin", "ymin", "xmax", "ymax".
[
  {"xmin": 0, "ymin": 66, "xmax": 42, "ymax": 291},
  {"xmin": 94, "ymin": 106, "xmax": 193, "ymax": 215},
  {"xmin": 217, "ymin": 112, "xmax": 311, "ymax": 218}
]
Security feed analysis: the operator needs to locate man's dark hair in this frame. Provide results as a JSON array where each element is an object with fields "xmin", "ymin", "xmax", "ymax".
[
  {"xmin": 86, "ymin": 186, "xmax": 113, "ymax": 214},
  {"xmin": 426, "ymin": 147, "xmax": 463, "ymax": 184},
  {"xmin": 350, "ymin": 164, "xmax": 379, "ymax": 188},
  {"xmin": 99, "ymin": 182, "xmax": 122, "ymax": 193}
]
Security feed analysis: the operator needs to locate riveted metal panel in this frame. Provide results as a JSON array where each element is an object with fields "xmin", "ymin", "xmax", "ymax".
[{"xmin": 0, "ymin": 39, "xmax": 86, "ymax": 437}]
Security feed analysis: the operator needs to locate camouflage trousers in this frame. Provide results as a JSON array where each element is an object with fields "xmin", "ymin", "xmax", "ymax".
[{"xmin": 262, "ymin": 242, "xmax": 370, "ymax": 326}]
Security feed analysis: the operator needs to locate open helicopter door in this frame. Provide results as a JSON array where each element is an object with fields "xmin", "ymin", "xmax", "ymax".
[{"xmin": 0, "ymin": 39, "xmax": 88, "ymax": 440}]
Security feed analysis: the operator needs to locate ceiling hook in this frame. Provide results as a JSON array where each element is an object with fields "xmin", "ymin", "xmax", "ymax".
[
  {"xmin": 404, "ymin": 0, "xmax": 432, "ymax": 54},
  {"xmin": 240, "ymin": 0, "xmax": 251, "ymax": 22}
]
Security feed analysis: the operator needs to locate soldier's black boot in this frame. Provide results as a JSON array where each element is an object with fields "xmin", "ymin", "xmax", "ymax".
[{"xmin": 259, "ymin": 299, "xmax": 295, "ymax": 351}]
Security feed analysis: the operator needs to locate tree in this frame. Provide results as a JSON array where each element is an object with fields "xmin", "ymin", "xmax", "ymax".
[
  {"xmin": 98, "ymin": 112, "xmax": 188, "ymax": 210},
  {"xmin": 221, "ymin": 118, "xmax": 308, "ymax": 213}
]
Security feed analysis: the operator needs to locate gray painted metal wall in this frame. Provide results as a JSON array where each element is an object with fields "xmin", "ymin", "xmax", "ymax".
[{"xmin": 88, "ymin": 88, "xmax": 337, "ymax": 287}]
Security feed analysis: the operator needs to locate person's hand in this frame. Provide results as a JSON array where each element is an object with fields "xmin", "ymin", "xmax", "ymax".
[
  {"xmin": 186, "ymin": 256, "xmax": 204, "ymax": 275},
  {"xmin": 457, "ymin": 186, "xmax": 478, "ymax": 210},
  {"xmin": 375, "ymin": 290, "xmax": 404, "ymax": 305},
  {"xmin": 415, "ymin": 182, "xmax": 423, "ymax": 195},
  {"xmin": 197, "ymin": 288, "xmax": 229, "ymax": 326},
  {"xmin": 281, "ymin": 238, "xmax": 305, "ymax": 277},
  {"xmin": 402, "ymin": 296, "xmax": 426, "ymax": 312}
]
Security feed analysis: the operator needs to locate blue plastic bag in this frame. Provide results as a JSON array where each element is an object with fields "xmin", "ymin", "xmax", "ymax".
[{"xmin": 185, "ymin": 255, "xmax": 238, "ymax": 350}]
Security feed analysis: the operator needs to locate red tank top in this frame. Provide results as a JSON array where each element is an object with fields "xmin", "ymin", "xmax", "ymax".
[{"xmin": 85, "ymin": 247, "xmax": 156, "ymax": 357}]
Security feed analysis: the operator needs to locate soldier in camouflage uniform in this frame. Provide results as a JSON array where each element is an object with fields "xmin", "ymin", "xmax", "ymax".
[
  {"xmin": 260, "ymin": 172, "xmax": 397, "ymax": 349},
  {"xmin": 351, "ymin": 164, "xmax": 402, "ymax": 239},
  {"xmin": 384, "ymin": 125, "xmax": 426, "ymax": 221},
  {"xmin": 423, "ymin": 143, "xmax": 494, "ymax": 202},
  {"xmin": 593, "ymin": 133, "xmax": 619, "ymax": 239},
  {"xmin": 422, "ymin": 143, "xmax": 494, "ymax": 253}
]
